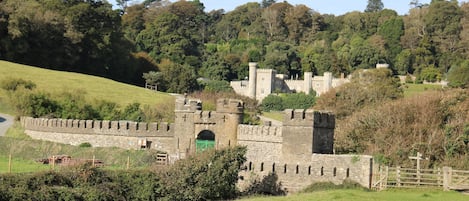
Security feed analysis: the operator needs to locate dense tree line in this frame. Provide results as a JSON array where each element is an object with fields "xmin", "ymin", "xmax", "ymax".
[{"xmin": 2, "ymin": 0, "xmax": 469, "ymax": 92}]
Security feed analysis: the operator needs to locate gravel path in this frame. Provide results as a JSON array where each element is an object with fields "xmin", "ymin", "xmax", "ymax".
[{"xmin": 0, "ymin": 113, "xmax": 14, "ymax": 136}]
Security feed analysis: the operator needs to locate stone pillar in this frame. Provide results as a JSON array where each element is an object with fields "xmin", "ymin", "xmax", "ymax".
[
  {"xmin": 248, "ymin": 62, "xmax": 257, "ymax": 99},
  {"xmin": 323, "ymin": 72, "xmax": 333, "ymax": 93},
  {"xmin": 304, "ymin": 72, "xmax": 312, "ymax": 94}
]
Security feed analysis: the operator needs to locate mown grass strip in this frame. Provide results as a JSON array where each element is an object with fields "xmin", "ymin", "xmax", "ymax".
[{"xmin": 239, "ymin": 188, "xmax": 468, "ymax": 201}]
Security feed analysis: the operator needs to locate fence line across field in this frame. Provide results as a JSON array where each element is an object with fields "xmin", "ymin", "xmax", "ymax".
[{"xmin": 374, "ymin": 166, "xmax": 469, "ymax": 191}]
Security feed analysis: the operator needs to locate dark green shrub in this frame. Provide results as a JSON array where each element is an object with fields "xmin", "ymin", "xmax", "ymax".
[
  {"xmin": 55, "ymin": 90, "xmax": 98, "ymax": 119},
  {"xmin": 121, "ymin": 102, "xmax": 145, "ymax": 122},
  {"xmin": 1, "ymin": 77, "xmax": 36, "ymax": 91},
  {"xmin": 94, "ymin": 100, "xmax": 121, "ymax": 120},
  {"xmin": 283, "ymin": 92, "xmax": 315, "ymax": 109},
  {"xmin": 201, "ymin": 80, "xmax": 233, "ymax": 93},
  {"xmin": 12, "ymin": 91, "xmax": 60, "ymax": 118},
  {"xmin": 418, "ymin": 66, "xmax": 441, "ymax": 83},
  {"xmin": 112, "ymin": 170, "xmax": 163, "ymax": 201},
  {"xmin": 79, "ymin": 142, "xmax": 92, "ymax": 148},
  {"xmin": 160, "ymin": 146, "xmax": 247, "ymax": 200},
  {"xmin": 260, "ymin": 94, "xmax": 284, "ymax": 111},
  {"xmin": 448, "ymin": 60, "xmax": 469, "ymax": 88}
]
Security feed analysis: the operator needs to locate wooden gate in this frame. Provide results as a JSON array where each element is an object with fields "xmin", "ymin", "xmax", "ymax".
[{"xmin": 196, "ymin": 139, "xmax": 215, "ymax": 152}]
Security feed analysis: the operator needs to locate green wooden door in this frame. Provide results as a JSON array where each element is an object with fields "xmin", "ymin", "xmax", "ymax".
[{"xmin": 196, "ymin": 139, "xmax": 215, "ymax": 152}]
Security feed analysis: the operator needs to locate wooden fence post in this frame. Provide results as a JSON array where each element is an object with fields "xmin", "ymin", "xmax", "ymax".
[
  {"xmin": 442, "ymin": 166, "xmax": 451, "ymax": 191},
  {"xmin": 396, "ymin": 166, "xmax": 401, "ymax": 187},
  {"xmin": 8, "ymin": 154, "xmax": 11, "ymax": 173},
  {"xmin": 384, "ymin": 166, "xmax": 389, "ymax": 189},
  {"xmin": 437, "ymin": 168, "xmax": 442, "ymax": 187}
]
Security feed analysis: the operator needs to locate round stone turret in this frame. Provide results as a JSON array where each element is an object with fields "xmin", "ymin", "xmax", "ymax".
[{"xmin": 248, "ymin": 62, "xmax": 257, "ymax": 99}]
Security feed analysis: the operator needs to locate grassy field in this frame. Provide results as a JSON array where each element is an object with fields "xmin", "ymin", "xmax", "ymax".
[
  {"xmin": 261, "ymin": 111, "xmax": 284, "ymax": 122},
  {"xmin": 0, "ymin": 60, "xmax": 174, "ymax": 110},
  {"xmin": 0, "ymin": 123, "xmax": 158, "ymax": 172},
  {"xmin": 402, "ymin": 83, "xmax": 444, "ymax": 97},
  {"xmin": 240, "ymin": 189, "xmax": 468, "ymax": 201}
]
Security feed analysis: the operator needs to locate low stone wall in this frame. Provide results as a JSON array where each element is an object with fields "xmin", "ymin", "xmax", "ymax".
[
  {"xmin": 21, "ymin": 117, "xmax": 175, "ymax": 150},
  {"xmin": 239, "ymin": 154, "xmax": 373, "ymax": 193}
]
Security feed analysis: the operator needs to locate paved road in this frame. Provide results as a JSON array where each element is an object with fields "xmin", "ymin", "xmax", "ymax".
[{"xmin": 0, "ymin": 113, "xmax": 14, "ymax": 136}]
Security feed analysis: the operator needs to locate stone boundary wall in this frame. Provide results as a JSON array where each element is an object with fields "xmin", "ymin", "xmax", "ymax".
[
  {"xmin": 239, "ymin": 154, "xmax": 373, "ymax": 193},
  {"xmin": 237, "ymin": 125, "xmax": 282, "ymax": 142},
  {"xmin": 20, "ymin": 117, "xmax": 176, "ymax": 149},
  {"xmin": 237, "ymin": 125, "xmax": 283, "ymax": 162},
  {"xmin": 21, "ymin": 117, "xmax": 174, "ymax": 137}
]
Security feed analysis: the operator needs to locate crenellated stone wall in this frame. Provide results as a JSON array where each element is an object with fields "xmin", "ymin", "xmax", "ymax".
[
  {"xmin": 20, "ymin": 97, "xmax": 374, "ymax": 192},
  {"xmin": 21, "ymin": 117, "xmax": 175, "ymax": 150},
  {"xmin": 230, "ymin": 62, "xmax": 350, "ymax": 101},
  {"xmin": 237, "ymin": 125, "xmax": 283, "ymax": 162},
  {"xmin": 238, "ymin": 154, "xmax": 373, "ymax": 193}
]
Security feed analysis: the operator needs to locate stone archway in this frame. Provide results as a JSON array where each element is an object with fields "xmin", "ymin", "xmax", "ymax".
[{"xmin": 196, "ymin": 130, "xmax": 215, "ymax": 152}]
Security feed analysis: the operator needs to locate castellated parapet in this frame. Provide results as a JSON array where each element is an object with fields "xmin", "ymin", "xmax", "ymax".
[
  {"xmin": 21, "ymin": 117, "xmax": 175, "ymax": 150},
  {"xmin": 20, "ymin": 98, "xmax": 373, "ymax": 193},
  {"xmin": 22, "ymin": 117, "xmax": 173, "ymax": 137},
  {"xmin": 175, "ymin": 97, "xmax": 201, "ymax": 112},
  {"xmin": 216, "ymin": 99, "xmax": 243, "ymax": 114}
]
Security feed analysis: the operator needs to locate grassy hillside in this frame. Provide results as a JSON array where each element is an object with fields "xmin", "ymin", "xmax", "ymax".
[{"xmin": 0, "ymin": 60, "xmax": 174, "ymax": 111}]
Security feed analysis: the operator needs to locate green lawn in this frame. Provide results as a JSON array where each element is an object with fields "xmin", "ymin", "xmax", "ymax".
[
  {"xmin": 402, "ymin": 83, "xmax": 444, "ymax": 97},
  {"xmin": 0, "ymin": 60, "xmax": 174, "ymax": 109},
  {"xmin": 0, "ymin": 155, "xmax": 51, "ymax": 173},
  {"xmin": 0, "ymin": 123, "xmax": 158, "ymax": 172},
  {"xmin": 261, "ymin": 111, "xmax": 284, "ymax": 122},
  {"xmin": 240, "ymin": 189, "xmax": 468, "ymax": 201}
]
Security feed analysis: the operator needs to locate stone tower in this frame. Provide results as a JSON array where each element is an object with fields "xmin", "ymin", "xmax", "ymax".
[
  {"xmin": 174, "ymin": 97, "xmax": 202, "ymax": 157},
  {"xmin": 281, "ymin": 109, "xmax": 335, "ymax": 163},
  {"xmin": 214, "ymin": 99, "xmax": 244, "ymax": 146},
  {"xmin": 248, "ymin": 62, "xmax": 257, "ymax": 99},
  {"xmin": 173, "ymin": 97, "xmax": 244, "ymax": 156},
  {"xmin": 304, "ymin": 72, "xmax": 313, "ymax": 95},
  {"xmin": 323, "ymin": 72, "xmax": 333, "ymax": 93}
]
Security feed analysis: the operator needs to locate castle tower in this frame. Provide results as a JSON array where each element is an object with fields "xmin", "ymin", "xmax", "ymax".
[
  {"xmin": 174, "ymin": 97, "xmax": 202, "ymax": 157},
  {"xmin": 215, "ymin": 99, "xmax": 244, "ymax": 147},
  {"xmin": 248, "ymin": 62, "xmax": 257, "ymax": 99},
  {"xmin": 304, "ymin": 72, "xmax": 313, "ymax": 95},
  {"xmin": 323, "ymin": 72, "xmax": 333, "ymax": 93},
  {"xmin": 281, "ymin": 109, "xmax": 335, "ymax": 163}
]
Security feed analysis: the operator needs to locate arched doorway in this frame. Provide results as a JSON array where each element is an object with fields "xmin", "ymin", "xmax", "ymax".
[{"xmin": 196, "ymin": 130, "xmax": 215, "ymax": 152}]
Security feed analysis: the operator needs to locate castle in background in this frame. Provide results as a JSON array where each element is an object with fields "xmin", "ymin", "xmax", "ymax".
[
  {"xmin": 21, "ymin": 97, "xmax": 374, "ymax": 192},
  {"xmin": 230, "ymin": 62, "xmax": 350, "ymax": 101}
]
